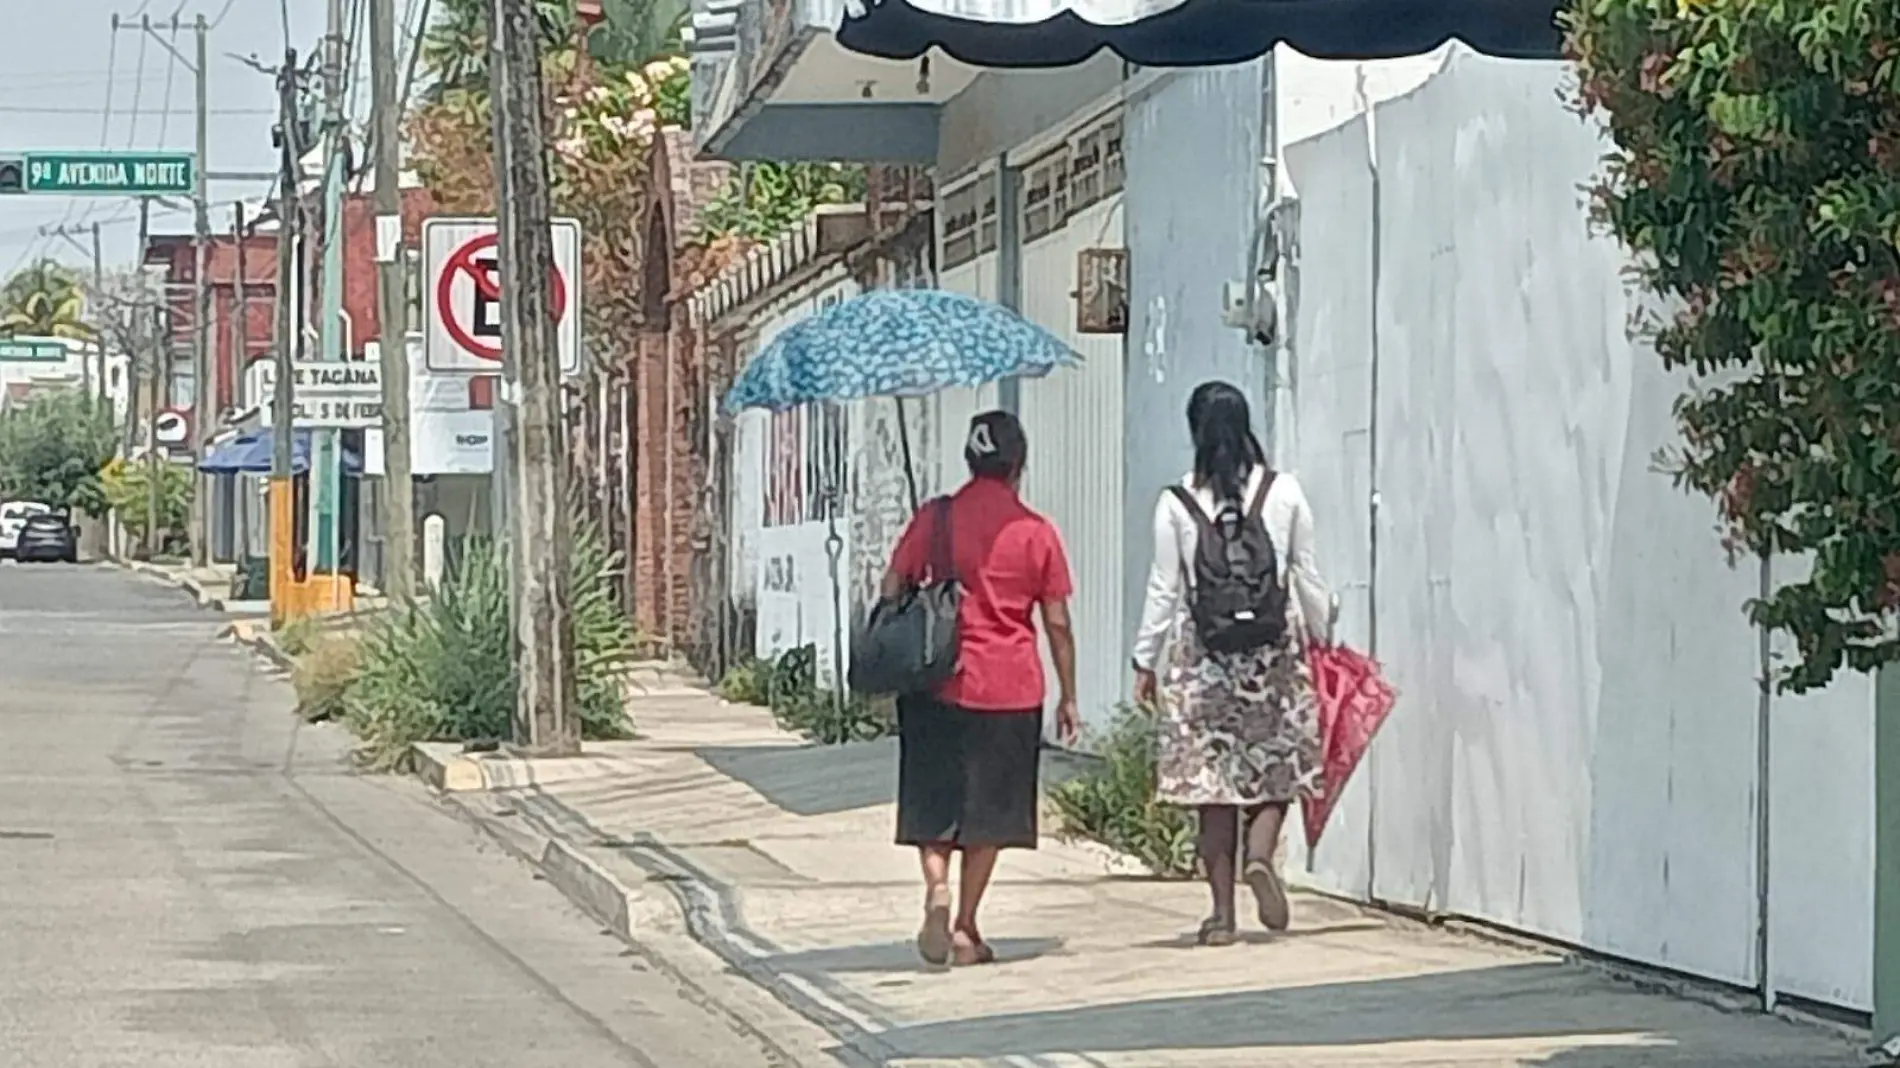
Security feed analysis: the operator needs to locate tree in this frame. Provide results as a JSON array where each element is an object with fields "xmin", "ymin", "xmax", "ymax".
[
  {"xmin": 1566, "ymin": 0, "xmax": 1900, "ymax": 692},
  {"xmin": 1, "ymin": 260, "xmax": 93, "ymax": 341},
  {"xmin": 0, "ymin": 389, "xmax": 119, "ymax": 515},
  {"xmin": 98, "ymin": 455, "xmax": 193, "ymax": 551}
]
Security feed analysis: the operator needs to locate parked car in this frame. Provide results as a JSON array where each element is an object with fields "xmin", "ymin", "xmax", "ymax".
[
  {"xmin": 0, "ymin": 500, "xmax": 51, "ymax": 559},
  {"xmin": 14, "ymin": 513, "xmax": 77, "ymax": 564}
]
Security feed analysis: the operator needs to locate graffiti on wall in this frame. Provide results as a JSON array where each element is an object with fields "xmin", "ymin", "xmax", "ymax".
[{"xmin": 764, "ymin": 402, "xmax": 850, "ymax": 527}]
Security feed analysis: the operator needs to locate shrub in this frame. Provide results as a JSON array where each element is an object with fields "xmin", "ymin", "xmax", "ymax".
[
  {"xmin": 344, "ymin": 524, "xmax": 637, "ymax": 769},
  {"xmin": 718, "ymin": 656, "xmax": 771, "ymax": 705},
  {"xmin": 1566, "ymin": 0, "xmax": 1900, "ymax": 691},
  {"xmin": 291, "ymin": 636, "xmax": 360, "ymax": 723},
  {"xmin": 735, "ymin": 643, "xmax": 894, "ymax": 743},
  {"xmin": 1047, "ymin": 705, "xmax": 1197, "ymax": 878},
  {"xmin": 275, "ymin": 616, "xmax": 317, "ymax": 658}
]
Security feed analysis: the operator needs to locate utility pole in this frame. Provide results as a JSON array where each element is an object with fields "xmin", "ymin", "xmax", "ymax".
[
  {"xmin": 270, "ymin": 50, "xmax": 303, "ymax": 625},
  {"xmin": 89, "ymin": 223, "xmax": 105, "ymax": 402},
  {"xmin": 129, "ymin": 197, "xmax": 151, "ymax": 458},
  {"xmin": 186, "ymin": 13, "xmax": 211, "ymax": 568},
  {"xmin": 490, "ymin": 0, "xmax": 579, "ymax": 755},
  {"xmin": 232, "ymin": 201, "xmax": 248, "ymax": 419},
  {"xmin": 310, "ymin": 0, "xmax": 349, "ymax": 612},
  {"xmin": 146, "ymin": 301, "xmax": 162, "ymax": 558},
  {"xmin": 371, "ymin": 0, "xmax": 415, "ymax": 602}
]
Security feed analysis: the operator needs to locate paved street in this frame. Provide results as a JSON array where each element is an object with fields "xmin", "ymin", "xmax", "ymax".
[{"xmin": 0, "ymin": 563, "xmax": 798, "ymax": 1068}]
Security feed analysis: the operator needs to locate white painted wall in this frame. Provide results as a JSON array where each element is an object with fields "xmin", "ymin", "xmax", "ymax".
[
  {"xmin": 1018, "ymin": 195, "xmax": 1127, "ymax": 734},
  {"xmin": 933, "ymin": 254, "xmax": 1000, "ymax": 493},
  {"xmin": 1280, "ymin": 47, "xmax": 1873, "ymax": 1012}
]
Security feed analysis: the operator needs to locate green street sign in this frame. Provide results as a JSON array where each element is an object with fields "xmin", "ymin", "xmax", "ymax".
[
  {"xmin": 0, "ymin": 339, "xmax": 67, "ymax": 362},
  {"xmin": 21, "ymin": 152, "xmax": 194, "ymax": 196}
]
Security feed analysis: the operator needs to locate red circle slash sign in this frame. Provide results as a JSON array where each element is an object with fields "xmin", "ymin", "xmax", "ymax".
[{"xmin": 436, "ymin": 232, "xmax": 568, "ymax": 362}]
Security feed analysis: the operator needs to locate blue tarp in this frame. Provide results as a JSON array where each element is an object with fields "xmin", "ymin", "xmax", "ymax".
[{"xmin": 198, "ymin": 429, "xmax": 363, "ymax": 476}]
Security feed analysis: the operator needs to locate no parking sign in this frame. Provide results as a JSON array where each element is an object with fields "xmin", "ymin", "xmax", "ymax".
[{"xmin": 422, "ymin": 217, "xmax": 582, "ymax": 376}]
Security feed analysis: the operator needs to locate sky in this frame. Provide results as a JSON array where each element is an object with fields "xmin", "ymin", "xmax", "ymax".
[{"xmin": 0, "ymin": 0, "xmax": 428, "ymax": 282}]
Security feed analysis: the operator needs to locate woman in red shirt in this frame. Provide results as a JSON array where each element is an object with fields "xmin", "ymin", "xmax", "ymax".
[{"xmin": 882, "ymin": 410, "xmax": 1080, "ymax": 967}]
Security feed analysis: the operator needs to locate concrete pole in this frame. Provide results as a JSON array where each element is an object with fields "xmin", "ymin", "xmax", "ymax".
[
  {"xmin": 1877, "ymin": 668, "xmax": 1900, "ymax": 1055},
  {"xmin": 370, "ymin": 0, "xmax": 416, "ymax": 603},
  {"xmin": 489, "ymin": 0, "xmax": 579, "ymax": 755},
  {"xmin": 189, "ymin": 13, "xmax": 211, "ymax": 568},
  {"xmin": 270, "ymin": 51, "xmax": 302, "ymax": 625},
  {"xmin": 89, "ymin": 222, "xmax": 104, "ymax": 402},
  {"xmin": 312, "ymin": 0, "xmax": 348, "ymax": 604}
]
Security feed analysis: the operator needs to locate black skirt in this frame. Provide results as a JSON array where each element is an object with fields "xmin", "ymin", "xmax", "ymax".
[{"xmin": 895, "ymin": 693, "xmax": 1043, "ymax": 850}]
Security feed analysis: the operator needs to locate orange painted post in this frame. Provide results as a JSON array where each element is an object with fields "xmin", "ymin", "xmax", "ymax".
[{"xmin": 268, "ymin": 477, "xmax": 297, "ymax": 627}]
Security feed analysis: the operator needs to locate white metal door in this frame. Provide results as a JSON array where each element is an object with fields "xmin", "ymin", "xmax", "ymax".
[{"xmin": 1018, "ymin": 196, "xmax": 1126, "ymax": 735}]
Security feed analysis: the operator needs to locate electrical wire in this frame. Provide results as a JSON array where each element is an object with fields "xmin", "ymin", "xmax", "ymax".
[
  {"xmin": 0, "ymin": 105, "xmax": 272, "ymax": 116},
  {"xmin": 99, "ymin": 31, "xmax": 120, "ymax": 145},
  {"xmin": 155, "ymin": 18, "xmax": 182, "ymax": 146},
  {"xmin": 399, "ymin": 0, "xmax": 434, "ymax": 118},
  {"xmin": 124, "ymin": 20, "xmax": 150, "ymax": 149}
]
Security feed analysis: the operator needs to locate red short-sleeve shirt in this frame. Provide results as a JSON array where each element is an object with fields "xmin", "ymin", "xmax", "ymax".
[{"xmin": 889, "ymin": 475, "xmax": 1073, "ymax": 712}]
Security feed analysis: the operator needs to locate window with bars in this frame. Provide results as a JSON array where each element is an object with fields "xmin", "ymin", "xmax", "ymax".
[
  {"xmin": 940, "ymin": 180, "xmax": 982, "ymax": 270},
  {"xmin": 1022, "ymin": 147, "xmax": 1070, "ymax": 243}
]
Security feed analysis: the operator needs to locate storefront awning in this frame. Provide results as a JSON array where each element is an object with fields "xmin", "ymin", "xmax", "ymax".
[{"xmin": 835, "ymin": 0, "xmax": 1565, "ymax": 66}]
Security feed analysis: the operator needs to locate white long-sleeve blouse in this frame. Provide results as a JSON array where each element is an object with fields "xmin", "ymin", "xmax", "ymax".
[{"xmin": 1130, "ymin": 466, "xmax": 1332, "ymax": 672}]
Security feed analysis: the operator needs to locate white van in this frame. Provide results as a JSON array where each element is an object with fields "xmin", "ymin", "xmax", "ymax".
[{"xmin": 0, "ymin": 500, "xmax": 53, "ymax": 558}]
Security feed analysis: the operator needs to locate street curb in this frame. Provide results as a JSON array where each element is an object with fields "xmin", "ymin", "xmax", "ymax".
[
  {"xmin": 229, "ymin": 622, "xmax": 298, "ymax": 674},
  {"xmin": 105, "ymin": 556, "xmax": 228, "ymax": 610},
  {"xmin": 407, "ymin": 743, "xmax": 493, "ymax": 793}
]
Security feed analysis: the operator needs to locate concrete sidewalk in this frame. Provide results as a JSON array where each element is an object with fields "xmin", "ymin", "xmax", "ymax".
[{"xmin": 412, "ymin": 683, "xmax": 1868, "ymax": 1068}]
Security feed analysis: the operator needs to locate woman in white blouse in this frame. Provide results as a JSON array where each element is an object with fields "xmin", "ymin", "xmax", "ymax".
[{"xmin": 1131, "ymin": 381, "xmax": 1330, "ymax": 945}]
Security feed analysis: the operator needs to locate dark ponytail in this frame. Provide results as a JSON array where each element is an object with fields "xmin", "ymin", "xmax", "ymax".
[{"xmin": 1187, "ymin": 380, "xmax": 1265, "ymax": 503}]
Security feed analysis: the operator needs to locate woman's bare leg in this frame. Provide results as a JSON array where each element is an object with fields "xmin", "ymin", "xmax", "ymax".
[
  {"xmin": 916, "ymin": 844, "xmax": 955, "ymax": 964},
  {"xmin": 1243, "ymin": 803, "xmax": 1291, "ymax": 930},
  {"xmin": 1197, "ymin": 805, "xmax": 1239, "ymax": 941},
  {"xmin": 951, "ymin": 846, "xmax": 1002, "ymax": 963}
]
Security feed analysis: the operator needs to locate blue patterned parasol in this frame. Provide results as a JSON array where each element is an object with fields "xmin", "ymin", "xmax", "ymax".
[{"xmin": 721, "ymin": 288, "xmax": 1081, "ymax": 414}]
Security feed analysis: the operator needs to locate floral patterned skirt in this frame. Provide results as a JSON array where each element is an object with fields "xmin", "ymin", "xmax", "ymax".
[{"xmin": 1155, "ymin": 617, "xmax": 1321, "ymax": 807}]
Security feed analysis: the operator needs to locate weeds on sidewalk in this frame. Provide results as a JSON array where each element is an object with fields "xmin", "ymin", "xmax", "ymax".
[
  {"xmin": 1048, "ymin": 705, "xmax": 1197, "ymax": 877},
  {"xmin": 718, "ymin": 645, "xmax": 893, "ymax": 743},
  {"xmin": 291, "ymin": 636, "xmax": 360, "ymax": 723},
  {"xmin": 276, "ymin": 616, "xmax": 317, "ymax": 658},
  {"xmin": 338, "ymin": 524, "xmax": 638, "ymax": 769}
]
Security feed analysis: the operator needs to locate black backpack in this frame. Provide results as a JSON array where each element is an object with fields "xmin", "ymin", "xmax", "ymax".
[{"xmin": 1167, "ymin": 472, "xmax": 1289, "ymax": 655}]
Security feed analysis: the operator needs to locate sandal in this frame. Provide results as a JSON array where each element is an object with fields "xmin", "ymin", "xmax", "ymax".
[
  {"xmin": 951, "ymin": 927, "xmax": 996, "ymax": 966},
  {"xmin": 1196, "ymin": 916, "xmax": 1237, "ymax": 947},
  {"xmin": 1244, "ymin": 858, "xmax": 1291, "ymax": 932},
  {"xmin": 917, "ymin": 886, "xmax": 953, "ymax": 966}
]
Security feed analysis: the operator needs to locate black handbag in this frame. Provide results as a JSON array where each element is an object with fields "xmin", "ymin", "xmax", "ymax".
[{"xmin": 848, "ymin": 497, "xmax": 961, "ymax": 696}]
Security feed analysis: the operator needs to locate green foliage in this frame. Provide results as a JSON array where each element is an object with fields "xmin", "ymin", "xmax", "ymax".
[
  {"xmin": 419, "ymin": 0, "xmax": 576, "ymax": 102},
  {"xmin": 99, "ymin": 456, "xmax": 194, "ymax": 550},
  {"xmin": 718, "ymin": 655, "xmax": 771, "ymax": 705},
  {"xmin": 344, "ymin": 526, "xmax": 637, "ymax": 769},
  {"xmin": 0, "ymin": 390, "xmax": 119, "ymax": 515},
  {"xmin": 1565, "ymin": 0, "xmax": 1900, "ymax": 692},
  {"xmin": 738, "ymin": 643, "xmax": 894, "ymax": 743},
  {"xmin": 276, "ymin": 615, "xmax": 318, "ymax": 658},
  {"xmin": 0, "ymin": 261, "xmax": 93, "ymax": 341},
  {"xmin": 694, "ymin": 162, "xmax": 869, "ymax": 243},
  {"xmin": 1047, "ymin": 706, "xmax": 1197, "ymax": 878}
]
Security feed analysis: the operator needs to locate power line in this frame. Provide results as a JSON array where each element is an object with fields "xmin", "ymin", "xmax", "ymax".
[
  {"xmin": 99, "ymin": 32, "xmax": 120, "ymax": 144},
  {"xmin": 125, "ymin": 19, "xmax": 150, "ymax": 148},
  {"xmin": 156, "ymin": 18, "xmax": 182, "ymax": 146},
  {"xmin": 0, "ymin": 105, "xmax": 272, "ymax": 115}
]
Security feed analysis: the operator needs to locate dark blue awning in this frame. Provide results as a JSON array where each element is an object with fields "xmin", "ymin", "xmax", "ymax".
[
  {"xmin": 198, "ymin": 430, "xmax": 364, "ymax": 476},
  {"xmin": 836, "ymin": 0, "xmax": 1565, "ymax": 67}
]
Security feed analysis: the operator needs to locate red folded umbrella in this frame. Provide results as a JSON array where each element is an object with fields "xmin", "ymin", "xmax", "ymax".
[{"xmin": 1302, "ymin": 642, "xmax": 1396, "ymax": 851}]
